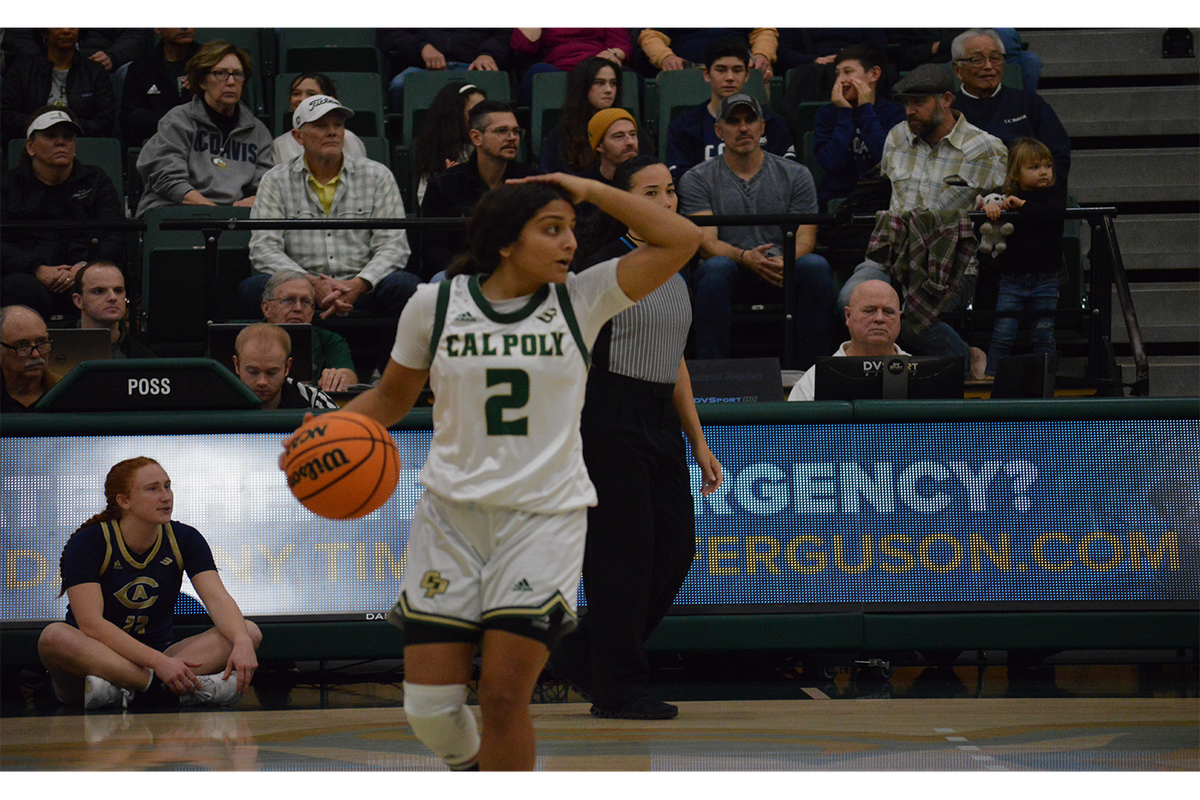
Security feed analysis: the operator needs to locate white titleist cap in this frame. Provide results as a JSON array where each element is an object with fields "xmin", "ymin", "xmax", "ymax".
[{"xmin": 292, "ymin": 94, "xmax": 354, "ymax": 129}]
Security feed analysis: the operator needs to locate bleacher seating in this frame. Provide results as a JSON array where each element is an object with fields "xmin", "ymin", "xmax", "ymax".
[
  {"xmin": 528, "ymin": 69, "xmax": 641, "ymax": 160},
  {"xmin": 4, "ymin": 28, "xmax": 1188, "ymax": 398}
]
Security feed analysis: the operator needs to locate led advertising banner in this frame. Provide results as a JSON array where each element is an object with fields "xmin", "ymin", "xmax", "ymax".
[
  {"xmin": 2, "ymin": 419, "xmax": 1196, "ymax": 623},
  {"xmin": 677, "ymin": 420, "xmax": 1196, "ymax": 607}
]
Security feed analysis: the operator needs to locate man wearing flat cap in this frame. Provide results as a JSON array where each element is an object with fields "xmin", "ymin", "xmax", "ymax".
[{"xmin": 838, "ymin": 63, "xmax": 1008, "ymax": 379}]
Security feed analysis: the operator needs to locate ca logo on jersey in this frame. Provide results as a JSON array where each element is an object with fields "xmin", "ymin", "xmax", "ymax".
[
  {"xmin": 115, "ymin": 577, "xmax": 161, "ymax": 610},
  {"xmin": 420, "ymin": 571, "xmax": 449, "ymax": 598}
]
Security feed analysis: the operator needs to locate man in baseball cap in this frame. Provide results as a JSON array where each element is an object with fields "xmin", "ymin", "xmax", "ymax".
[
  {"xmin": 677, "ymin": 89, "xmax": 837, "ymax": 365},
  {"xmin": 241, "ymin": 93, "xmax": 420, "ymax": 340},
  {"xmin": 665, "ymin": 37, "xmax": 796, "ymax": 183}
]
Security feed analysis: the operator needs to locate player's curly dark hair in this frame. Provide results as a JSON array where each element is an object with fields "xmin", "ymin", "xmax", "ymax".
[
  {"xmin": 59, "ymin": 457, "xmax": 161, "ymax": 596},
  {"xmin": 447, "ymin": 183, "xmax": 573, "ymax": 278}
]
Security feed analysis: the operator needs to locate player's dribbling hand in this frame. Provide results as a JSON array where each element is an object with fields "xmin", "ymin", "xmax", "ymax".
[{"xmin": 280, "ymin": 412, "xmax": 316, "ymax": 470}]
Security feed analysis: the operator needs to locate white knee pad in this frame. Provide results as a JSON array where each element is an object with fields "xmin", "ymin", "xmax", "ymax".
[{"xmin": 403, "ymin": 681, "xmax": 481, "ymax": 769}]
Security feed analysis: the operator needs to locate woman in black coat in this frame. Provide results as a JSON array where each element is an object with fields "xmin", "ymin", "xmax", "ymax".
[{"xmin": 1, "ymin": 28, "xmax": 116, "ymax": 141}]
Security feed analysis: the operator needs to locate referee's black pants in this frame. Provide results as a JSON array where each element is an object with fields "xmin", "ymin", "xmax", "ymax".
[{"xmin": 560, "ymin": 369, "xmax": 696, "ymax": 708}]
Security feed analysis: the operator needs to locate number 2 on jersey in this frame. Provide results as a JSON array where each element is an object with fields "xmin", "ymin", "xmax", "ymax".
[{"xmin": 485, "ymin": 369, "xmax": 530, "ymax": 435}]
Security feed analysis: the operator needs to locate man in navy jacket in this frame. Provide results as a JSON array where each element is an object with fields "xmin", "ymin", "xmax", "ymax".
[{"xmin": 951, "ymin": 28, "xmax": 1070, "ymax": 186}]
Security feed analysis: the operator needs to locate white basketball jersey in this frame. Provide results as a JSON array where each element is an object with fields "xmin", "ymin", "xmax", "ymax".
[{"xmin": 418, "ymin": 268, "xmax": 630, "ymax": 513}]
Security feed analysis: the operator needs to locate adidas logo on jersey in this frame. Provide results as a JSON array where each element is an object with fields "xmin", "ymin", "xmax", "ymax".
[
  {"xmin": 453, "ymin": 312, "xmax": 478, "ymax": 323},
  {"xmin": 512, "ymin": 579, "xmax": 533, "ymax": 592},
  {"xmin": 111, "ymin": 561, "xmax": 123, "ymax": 570}
]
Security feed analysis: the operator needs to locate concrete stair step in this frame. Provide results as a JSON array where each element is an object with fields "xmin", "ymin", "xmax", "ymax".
[
  {"xmin": 1025, "ymin": 29, "xmax": 1200, "ymax": 77},
  {"xmin": 1070, "ymin": 148, "xmax": 1200, "ymax": 204},
  {"xmin": 1040, "ymin": 86, "xmax": 1199, "ymax": 137}
]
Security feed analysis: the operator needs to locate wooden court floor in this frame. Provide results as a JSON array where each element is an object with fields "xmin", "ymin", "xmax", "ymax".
[{"xmin": 2, "ymin": 693, "xmax": 1196, "ymax": 773}]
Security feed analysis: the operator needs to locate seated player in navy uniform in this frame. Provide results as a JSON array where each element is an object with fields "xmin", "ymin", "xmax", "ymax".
[{"xmin": 37, "ymin": 457, "xmax": 262, "ymax": 709}]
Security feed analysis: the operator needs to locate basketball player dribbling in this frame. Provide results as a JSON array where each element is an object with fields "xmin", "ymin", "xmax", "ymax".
[{"xmin": 293, "ymin": 172, "xmax": 702, "ymax": 770}]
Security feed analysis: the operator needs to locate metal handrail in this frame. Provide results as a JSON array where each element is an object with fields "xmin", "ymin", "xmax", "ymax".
[
  {"xmin": 1097, "ymin": 215, "xmax": 1150, "ymax": 396},
  {"xmin": 4, "ymin": 207, "xmax": 1146, "ymax": 394},
  {"xmin": 162, "ymin": 212, "xmax": 834, "ymax": 369}
]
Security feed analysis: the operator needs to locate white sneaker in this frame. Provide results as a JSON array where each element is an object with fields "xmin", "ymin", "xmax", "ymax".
[
  {"xmin": 180, "ymin": 672, "xmax": 242, "ymax": 706},
  {"xmin": 83, "ymin": 675, "xmax": 134, "ymax": 710}
]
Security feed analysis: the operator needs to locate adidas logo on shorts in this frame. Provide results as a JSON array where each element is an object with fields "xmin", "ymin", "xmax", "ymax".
[{"xmin": 512, "ymin": 578, "xmax": 533, "ymax": 592}]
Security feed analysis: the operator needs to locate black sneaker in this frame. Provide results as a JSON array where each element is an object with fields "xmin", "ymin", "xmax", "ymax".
[{"xmin": 590, "ymin": 696, "xmax": 678, "ymax": 720}]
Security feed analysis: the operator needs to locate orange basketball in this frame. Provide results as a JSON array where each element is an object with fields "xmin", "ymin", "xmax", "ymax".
[{"xmin": 283, "ymin": 410, "xmax": 400, "ymax": 520}]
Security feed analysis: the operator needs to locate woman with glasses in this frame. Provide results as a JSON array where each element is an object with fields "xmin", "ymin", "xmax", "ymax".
[{"xmin": 135, "ymin": 41, "xmax": 274, "ymax": 217}]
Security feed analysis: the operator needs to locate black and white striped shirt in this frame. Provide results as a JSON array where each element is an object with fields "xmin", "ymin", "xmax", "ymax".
[{"xmin": 583, "ymin": 237, "xmax": 692, "ymax": 384}]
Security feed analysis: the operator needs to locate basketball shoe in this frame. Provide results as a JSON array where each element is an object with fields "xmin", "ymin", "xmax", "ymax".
[
  {"xmin": 180, "ymin": 671, "xmax": 242, "ymax": 706},
  {"xmin": 83, "ymin": 675, "xmax": 135, "ymax": 710}
]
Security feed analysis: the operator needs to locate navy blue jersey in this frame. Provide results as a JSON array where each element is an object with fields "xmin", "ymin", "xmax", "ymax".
[{"xmin": 61, "ymin": 521, "xmax": 217, "ymax": 646}]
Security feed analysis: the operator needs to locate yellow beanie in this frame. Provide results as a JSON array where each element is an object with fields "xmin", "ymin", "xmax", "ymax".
[{"xmin": 588, "ymin": 108, "xmax": 637, "ymax": 150}]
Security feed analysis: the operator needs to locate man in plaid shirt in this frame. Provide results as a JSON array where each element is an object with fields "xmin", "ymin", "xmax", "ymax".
[
  {"xmin": 239, "ymin": 95, "xmax": 421, "ymax": 322},
  {"xmin": 837, "ymin": 64, "xmax": 1007, "ymax": 379}
]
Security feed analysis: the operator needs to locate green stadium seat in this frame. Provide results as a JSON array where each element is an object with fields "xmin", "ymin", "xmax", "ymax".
[
  {"xmin": 278, "ymin": 29, "xmax": 384, "ymax": 75},
  {"xmin": 655, "ymin": 67, "xmax": 767, "ymax": 160},
  {"xmin": 401, "ymin": 70, "xmax": 512, "ymax": 146},
  {"xmin": 140, "ymin": 206, "xmax": 253, "ymax": 356}
]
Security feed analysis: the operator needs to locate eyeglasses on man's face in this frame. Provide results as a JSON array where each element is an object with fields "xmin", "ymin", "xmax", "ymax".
[
  {"xmin": 1, "ymin": 339, "xmax": 53, "ymax": 357},
  {"xmin": 266, "ymin": 296, "xmax": 315, "ymax": 309},
  {"xmin": 956, "ymin": 54, "xmax": 1004, "ymax": 68}
]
